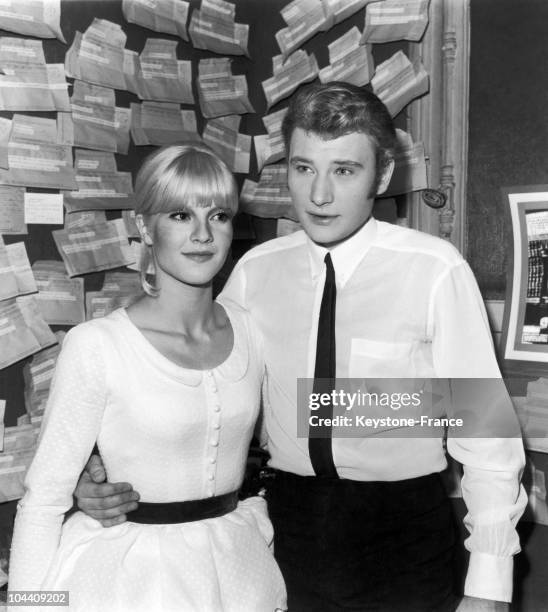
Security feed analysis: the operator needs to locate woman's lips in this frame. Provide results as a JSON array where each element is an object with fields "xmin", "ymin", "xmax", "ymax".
[{"xmin": 182, "ymin": 252, "xmax": 215, "ymax": 262}]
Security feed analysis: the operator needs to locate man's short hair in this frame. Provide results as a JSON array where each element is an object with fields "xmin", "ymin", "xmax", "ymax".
[{"xmin": 281, "ymin": 82, "xmax": 397, "ymax": 187}]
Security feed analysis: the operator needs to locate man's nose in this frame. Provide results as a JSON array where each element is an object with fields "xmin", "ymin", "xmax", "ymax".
[{"xmin": 311, "ymin": 174, "xmax": 333, "ymax": 206}]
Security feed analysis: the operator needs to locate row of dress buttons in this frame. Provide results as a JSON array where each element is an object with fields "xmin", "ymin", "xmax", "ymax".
[
  {"xmin": 207, "ymin": 370, "xmax": 221, "ymax": 444},
  {"xmin": 207, "ymin": 369, "xmax": 218, "ymax": 391},
  {"xmin": 207, "ymin": 370, "xmax": 220, "ymax": 496}
]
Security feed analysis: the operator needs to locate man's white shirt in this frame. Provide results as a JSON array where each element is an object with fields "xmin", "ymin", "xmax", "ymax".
[{"xmin": 219, "ymin": 217, "xmax": 527, "ymax": 602}]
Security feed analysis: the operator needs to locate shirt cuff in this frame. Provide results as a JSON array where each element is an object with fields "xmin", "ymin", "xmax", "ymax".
[{"xmin": 464, "ymin": 552, "xmax": 513, "ymax": 603}]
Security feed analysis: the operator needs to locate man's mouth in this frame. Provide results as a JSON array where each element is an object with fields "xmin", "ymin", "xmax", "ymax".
[{"xmin": 307, "ymin": 212, "xmax": 338, "ymax": 226}]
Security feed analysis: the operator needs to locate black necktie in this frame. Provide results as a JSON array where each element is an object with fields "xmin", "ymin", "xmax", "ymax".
[{"xmin": 308, "ymin": 253, "xmax": 338, "ymax": 478}]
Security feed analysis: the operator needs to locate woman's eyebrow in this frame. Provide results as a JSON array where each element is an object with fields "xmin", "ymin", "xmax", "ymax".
[{"xmin": 168, "ymin": 205, "xmax": 191, "ymax": 212}]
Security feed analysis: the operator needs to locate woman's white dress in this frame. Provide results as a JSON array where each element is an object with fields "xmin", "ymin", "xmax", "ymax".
[{"xmin": 8, "ymin": 306, "xmax": 287, "ymax": 611}]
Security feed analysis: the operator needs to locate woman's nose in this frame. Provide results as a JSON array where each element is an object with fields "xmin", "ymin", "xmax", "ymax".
[{"xmin": 190, "ymin": 220, "xmax": 213, "ymax": 243}]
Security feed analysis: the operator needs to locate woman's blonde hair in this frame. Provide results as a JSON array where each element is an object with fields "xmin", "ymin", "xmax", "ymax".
[{"xmin": 134, "ymin": 143, "xmax": 238, "ymax": 296}]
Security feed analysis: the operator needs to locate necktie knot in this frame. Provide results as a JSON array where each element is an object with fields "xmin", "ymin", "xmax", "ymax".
[{"xmin": 324, "ymin": 252, "xmax": 334, "ymax": 279}]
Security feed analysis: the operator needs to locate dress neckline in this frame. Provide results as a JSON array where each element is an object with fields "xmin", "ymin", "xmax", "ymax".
[{"xmin": 111, "ymin": 304, "xmax": 249, "ymax": 385}]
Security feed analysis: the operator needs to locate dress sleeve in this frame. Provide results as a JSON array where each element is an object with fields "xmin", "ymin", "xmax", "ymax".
[
  {"xmin": 8, "ymin": 323, "xmax": 107, "ymax": 591},
  {"xmin": 431, "ymin": 261, "xmax": 527, "ymax": 603}
]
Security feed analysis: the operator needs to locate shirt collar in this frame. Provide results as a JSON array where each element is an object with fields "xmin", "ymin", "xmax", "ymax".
[{"xmin": 307, "ymin": 217, "xmax": 378, "ymax": 287}]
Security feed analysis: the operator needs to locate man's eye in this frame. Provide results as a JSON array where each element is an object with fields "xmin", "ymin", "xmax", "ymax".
[
  {"xmin": 293, "ymin": 164, "xmax": 312, "ymax": 174},
  {"xmin": 169, "ymin": 211, "xmax": 190, "ymax": 221},
  {"xmin": 335, "ymin": 167, "xmax": 353, "ymax": 176}
]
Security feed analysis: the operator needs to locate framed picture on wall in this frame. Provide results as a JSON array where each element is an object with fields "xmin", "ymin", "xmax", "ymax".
[{"xmin": 501, "ymin": 185, "xmax": 548, "ymax": 376}]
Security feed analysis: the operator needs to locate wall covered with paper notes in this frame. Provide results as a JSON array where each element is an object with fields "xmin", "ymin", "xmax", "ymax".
[{"xmin": 0, "ymin": 0, "xmax": 432, "ymax": 551}]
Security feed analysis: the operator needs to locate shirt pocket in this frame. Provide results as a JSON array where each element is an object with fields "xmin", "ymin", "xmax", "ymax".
[{"xmin": 349, "ymin": 338, "xmax": 415, "ymax": 378}]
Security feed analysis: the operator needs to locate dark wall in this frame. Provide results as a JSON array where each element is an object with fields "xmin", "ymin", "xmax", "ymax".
[
  {"xmin": 468, "ymin": 7, "xmax": 548, "ymax": 609},
  {"xmin": 467, "ymin": 0, "xmax": 548, "ymax": 299}
]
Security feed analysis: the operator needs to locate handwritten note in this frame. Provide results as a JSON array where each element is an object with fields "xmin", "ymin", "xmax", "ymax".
[
  {"xmin": 319, "ymin": 28, "xmax": 373, "ymax": 86},
  {"xmin": 321, "ymin": 0, "xmax": 380, "ymax": 27},
  {"xmin": 197, "ymin": 58, "xmax": 254, "ymax": 119},
  {"xmin": 0, "ymin": 38, "xmax": 69, "ymax": 112},
  {"xmin": 24, "ymin": 193, "xmax": 64, "ymax": 225},
  {"xmin": 122, "ymin": 0, "xmax": 189, "ymax": 40},
  {"xmin": 0, "ymin": 114, "xmax": 77, "ymax": 190},
  {"xmin": 276, "ymin": 0, "xmax": 328, "ymax": 58},
  {"xmin": 65, "ymin": 19, "xmax": 128, "ymax": 91},
  {"xmin": 0, "ymin": 0, "xmax": 65, "ymax": 42},
  {"xmin": 254, "ymin": 108, "xmax": 287, "ymax": 171},
  {"xmin": 203, "ymin": 115, "xmax": 251, "ymax": 174},
  {"xmin": 371, "ymin": 50, "xmax": 429, "ymax": 117},
  {"xmin": 130, "ymin": 102, "xmax": 199, "ymax": 146},
  {"xmin": 362, "ymin": 0, "xmax": 430, "ymax": 43},
  {"xmin": 262, "ymin": 51, "xmax": 319, "ymax": 110},
  {"xmin": 189, "ymin": 0, "xmax": 249, "ymax": 56},
  {"xmin": 384, "ymin": 129, "xmax": 428, "ymax": 197},
  {"xmin": 240, "ymin": 164, "xmax": 298, "ymax": 220},
  {"xmin": 0, "ymin": 186, "xmax": 27, "ymax": 234}
]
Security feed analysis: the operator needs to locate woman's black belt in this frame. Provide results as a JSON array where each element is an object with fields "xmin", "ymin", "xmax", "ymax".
[{"xmin": 126, "ymin": 491, "xmax": 239, "ymax": 524}]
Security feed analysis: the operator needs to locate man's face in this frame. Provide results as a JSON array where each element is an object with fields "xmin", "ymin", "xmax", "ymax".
[{"xmin": 287, "ymin": 128, "xmax": 393, "ymax": 248}]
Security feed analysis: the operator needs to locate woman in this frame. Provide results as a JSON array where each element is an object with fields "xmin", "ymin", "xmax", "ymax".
[{"xmin": 8, "ymin": 143, "xmax": 287, "ymax": 612}]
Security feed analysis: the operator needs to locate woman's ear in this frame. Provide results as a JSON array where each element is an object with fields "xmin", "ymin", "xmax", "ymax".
[{"xmin": 135, "ymin": 214, "xmax": 154, "ymax": 246}]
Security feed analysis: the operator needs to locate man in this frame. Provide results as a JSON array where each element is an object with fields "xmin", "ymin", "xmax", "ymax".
[{"xmin": 75, "ymin": 83, "xmax": 526, "ymax": 611}]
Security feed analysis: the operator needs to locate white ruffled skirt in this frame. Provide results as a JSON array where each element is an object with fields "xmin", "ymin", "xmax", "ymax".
[{"xmin": 40, "ymin": 496, "xmax": 287, "ymax": 612}]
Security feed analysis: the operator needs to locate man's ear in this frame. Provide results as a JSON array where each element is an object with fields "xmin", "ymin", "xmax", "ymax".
[
  {"xmin": 375, "ymin": 158, "xmax": 395, "ymax": 196},
  {"xmin": 135, "ymin": 214, "xmax": 153, "ymax": 246}
]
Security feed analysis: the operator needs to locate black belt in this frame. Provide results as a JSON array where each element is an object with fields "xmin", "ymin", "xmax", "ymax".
[{"xmin": 126, "ymin": 491, "xmax": 239, "ymax": 524}]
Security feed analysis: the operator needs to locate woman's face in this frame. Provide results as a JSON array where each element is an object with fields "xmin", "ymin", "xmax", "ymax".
[{"xmin": 145, "ymin": 202, "xmax": 233, "ymax": 288}]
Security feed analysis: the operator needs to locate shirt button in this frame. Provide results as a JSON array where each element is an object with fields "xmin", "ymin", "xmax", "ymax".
[
  {"xmin": 208, "ymin": 474, "xmax": 215, "ymax": 481},
  {"xmin": 210, "ymin": 439, "xmax": 219, "ymax": 447},
  {"xmin": 207, "ymin": 371, "xmax": 213, "ymax": 377},
  {"xmin": 209, "ymin": 457, "xmax": 217, "ymax": 464},
  {"xmin": 208, "ymin": 491, "xmax": 214, "ymax": 497},
  {"xmin": 213, "ymin": 423, "xmax": 220, "ymax": 430},
  {"xmin": 211, "ymin": 385, "xmax": 217, "ymax": 392},
  {"xmin": 213, "ymin": 405, "xmax": 221, "ymax": 412}
]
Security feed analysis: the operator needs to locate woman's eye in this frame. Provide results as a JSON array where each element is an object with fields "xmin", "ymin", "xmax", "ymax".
[
  {"xmin": 169, "ymin": 211, "xmax": 190, "ymax": 221},
  {"xmin": 211, "ymin": 211, "xmax": 231, "ymax": 222}
]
